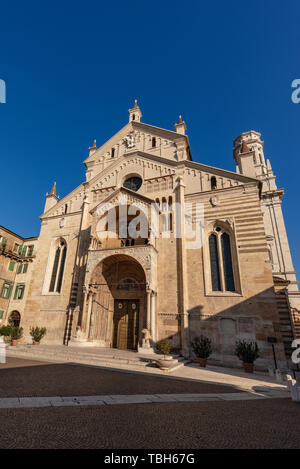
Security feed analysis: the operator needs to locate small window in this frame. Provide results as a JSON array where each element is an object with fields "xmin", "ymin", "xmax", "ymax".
[
  {"xmin": 8, "ymin": 261, "xmax": 15, "ymax": 272},
  {"xmin": 64, "ymin": 204, "xmax": 68, "ymax": 214},
  {"xmin": 152, "ymin": 137, "xmax": 156, "ymax": 148},
  {"xmin": 13, "ymin": 243, "xmax": 20, "ymax": 253},
  {"xmin": 211, "ymin": 177, "xmax": 217, "ymax": 190},
  {"xmin": 27, "ymin": 245, "xmax": 34, "ymax": 257},
  {"xmin": 23, "ymin": 263, "xmax": 28, "ymax": 274},
  {"xmin": 111, "ymin": 148, "xmax": 115, "ymax": 158},
  {"xmin": 0, "ymin": 236, "xmax": 6, "ymax": 246},
  {"xmin": 17, "ymin": 264, "xmax": 22, "ymax": 274},
  {"xmin": 132, "ymin": 114, "xmax": 135, "ymax": 121}
]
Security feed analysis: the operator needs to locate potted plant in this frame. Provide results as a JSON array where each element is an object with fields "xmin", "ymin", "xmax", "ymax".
[
  {"xmin": 191, "ymin": 335, "xmax": 212, "ymax": 367},
  {"xmin": 155, "ymin": 340, "xmax": 174, "ymax": 370},
  {"xmin": 10, "ymin": 326, "xmax": 23, "ymax": 346},
  {"xmin": 0, "ymin": 325, "xmax": 12, "ymax": 345},
  {"xmin": 235, "ymin": 339, "xmax": 260, "ymax": 373},
  {"xmin": 30, "ymin": 326, "xmax": 47, "ymax": 345}
]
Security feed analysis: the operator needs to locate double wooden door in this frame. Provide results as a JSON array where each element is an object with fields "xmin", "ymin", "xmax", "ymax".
[{"xmin": 113, "ymin": 300, "xmax": 139, "ymax": 350}]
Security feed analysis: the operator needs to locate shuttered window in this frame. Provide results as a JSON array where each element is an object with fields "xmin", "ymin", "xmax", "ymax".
[
  {"xmin": 8, "ymin": 261, "xmax": 15, "ymax": 272},
  {"xmin": 1, "ymin": 283, "xmax": 12, "ymax": 299}
]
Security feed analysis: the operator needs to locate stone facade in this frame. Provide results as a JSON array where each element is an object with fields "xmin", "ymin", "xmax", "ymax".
[{"xmin": 4, "ymin": 101, "xmax": 299, "ymax": 369}]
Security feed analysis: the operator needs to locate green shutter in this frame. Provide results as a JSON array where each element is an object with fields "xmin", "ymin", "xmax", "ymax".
[
  {"xmin": 22, "ymin": 246, "xmax": 27, "ymax": 257},
  {"xmin": 0, "ymin": 310, "xmax": 3, "ymax": 319},
  {"xmin": 0, "ymin": 284, "xmax": 5, "ymax": 298},
  {"xmin": 18, "ymin": 245, "xmax": 22, "ymax": 254},
  {"xmin": 1, "ymin": 237, "xmax": 7, "ymax": 246},
  {"xmin": 7, "ymin": 284, "xmax": 12, "ymax": 299},
  {"xmin": 23, "ymin": 263, "xmax": 28, "ymax": 273},
  {"xmin": 17, "ymin": 264, "xmax": 22, "ymax": 274},
  {"xmin": 20, "ymin": 286, "xmax": 25, "ymax": 299},
  {"xmin": 8, "ymin": 261, "xmax": 15, "ymax": 272},
  {"xmin": 28, "ymin": 245, "xmax": 34, "ymax": 256},
  {"xmin": 14, "ymin": 286, "xmax": 18, "ymax": 300}
]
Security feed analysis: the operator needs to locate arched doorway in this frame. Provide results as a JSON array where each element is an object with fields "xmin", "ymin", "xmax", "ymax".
[
  {"xmin": 88, "ymin": 254, "xmax": 146, "ymax": 350},
  {"xmin": 8, "ymin": 311, "xmax": 21, "ymax": 327}
]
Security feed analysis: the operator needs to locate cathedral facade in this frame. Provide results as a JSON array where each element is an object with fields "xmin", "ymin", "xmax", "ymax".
[{"xmin": 7, "ymin": 100, "xmax": 300, "ymax": 369}]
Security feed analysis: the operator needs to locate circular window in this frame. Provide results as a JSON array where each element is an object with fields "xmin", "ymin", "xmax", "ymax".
[{"xmin": 123, "ymin": 176, "xmax": 142, "ymax": 192}]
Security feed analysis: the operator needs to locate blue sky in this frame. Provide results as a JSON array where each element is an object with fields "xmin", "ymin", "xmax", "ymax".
[{"xmin": 0, "ymin": 0, "xmax": 299, "ymax": 275}]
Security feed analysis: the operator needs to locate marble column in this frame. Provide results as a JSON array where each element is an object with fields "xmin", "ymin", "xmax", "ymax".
[
  {"xmin": 146, "ymin": 289, "xmax": 151, "ymax": 331},
  {"xmin": 150, "ymin": 291, "xmax": 156, "ymax": 341},
  {"xmin": 85, "ymin": 292, "xmax": 93, "ymax": 338}
]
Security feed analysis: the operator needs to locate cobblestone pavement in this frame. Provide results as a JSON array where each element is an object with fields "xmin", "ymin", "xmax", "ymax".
[
  {"xmin": 0, "ymin": 399, "xmax": 299, "ymax": 449},
  {"xmin": 0, "ymin": 358, "xmax": 245, "ymax": 397}
]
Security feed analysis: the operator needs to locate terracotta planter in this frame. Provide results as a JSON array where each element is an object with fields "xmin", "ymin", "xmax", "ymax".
[
  {"xmin": 243, "ymin": 362, "xmax": 254, "ymax": 373},
  {"xmin": 33, "ymin": 341, "xmax": 40, "ymax": 345},
  {"xmin": 198, "ymin": 358, "xmax": 207, "ymax": 367},
  {"xmin": 11, "ymin": 340, "xmax": 18, "ymax": 346}
]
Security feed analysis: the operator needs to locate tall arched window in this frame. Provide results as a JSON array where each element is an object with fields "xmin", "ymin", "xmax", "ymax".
[
  {"xmin": 209, "ymin": 234, "xmax": 221, "ymax": 291},
  {"xmin": 208, "ymin": 226, "xmax": 236, "ymax": 292},
  {"xmin": 152, "ymin": 137, "xmax": 156, "ymax": 148},
  {"xmin": 221, "ymin": 232, "xmax": 235, "ymax": 291},
  {"xmin": 49, "ymin": 239, "xmax": 67, "ymax": 293}
]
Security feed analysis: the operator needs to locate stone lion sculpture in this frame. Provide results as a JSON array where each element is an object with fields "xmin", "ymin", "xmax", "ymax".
[{"xmin": 141, "ymin": 328, "xmax": 152, "ymax": 346}]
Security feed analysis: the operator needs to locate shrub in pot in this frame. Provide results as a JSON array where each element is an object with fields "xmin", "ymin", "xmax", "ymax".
[
  {"xmin": 191, "ymin": 335, "xmax": 212, "ymax": 367},
  {"xmin": 30, "ymin": 326, "xmax": 47, "ymax": 345},
  {"xmin": 0, "ymin": 325, "xmax": 12, "ymax": 337},
  {"xmin": 235, "ymin": 340, "xmax": 260, "ymax": 373},
  {"xmin": 0, "ymin": 325, "xmax": 12, "ymax": 345},
  {"xmin": 155, "ymin": 340, "xmax": 173, "ymax": 370},
  {"xmin": 10, "ymin": 326, "xmax": 23, "ymax": 346}
]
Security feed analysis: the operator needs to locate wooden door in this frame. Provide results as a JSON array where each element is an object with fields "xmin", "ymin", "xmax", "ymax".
[{"xmin": 113, "ymin": 300, "xmax": 139, "ymax": 350}]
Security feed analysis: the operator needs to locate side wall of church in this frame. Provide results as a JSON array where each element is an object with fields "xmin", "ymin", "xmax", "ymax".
[{"xmin": 22, "ymin": 212, "xmax": 82, "ymax": 344}]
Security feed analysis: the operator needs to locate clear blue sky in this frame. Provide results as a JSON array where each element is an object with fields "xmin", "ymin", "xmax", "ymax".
[{"xmin": 0, "ymin": 0, "xmax": 299, "ymax": 275}]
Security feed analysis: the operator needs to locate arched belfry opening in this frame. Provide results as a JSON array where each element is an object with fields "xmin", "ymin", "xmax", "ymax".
[{"xmin": 81, "ymin": 255, "xmax": 147, "ymax": 350}]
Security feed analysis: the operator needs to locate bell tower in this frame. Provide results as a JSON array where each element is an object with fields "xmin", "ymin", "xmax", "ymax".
[
  {"xmin": 233, "ymin": 130, "xmax": 300, "ymax": 313},
  {"xmin": 128, "ymin": 98, "xmax": 142, "ymax": 123}
]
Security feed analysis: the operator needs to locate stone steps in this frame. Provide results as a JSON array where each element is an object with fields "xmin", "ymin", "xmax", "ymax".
[{"xmin": 6, "ymin": 345, "xmax": 185, "ymax": 371}]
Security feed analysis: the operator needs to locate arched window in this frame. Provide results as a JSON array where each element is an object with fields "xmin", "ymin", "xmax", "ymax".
[
  {"xmin": 208, "ymin": 226, "xmax": 236, "ymax": 292},
  {"xmin": 49, "ymin": 239, "xmax": 67, "ymax": 293},
  {"xmin": 211, "ymin": 177, "xmax": 217, "ymax": 190},
  {"xmin": 152, "ymin": 137, "xmax": 156, "ymax": 148},
  {"xmin": 209, "ymin": 234, "xmax": 221, "ymax": 291},
  {"xmin": 221, "ymin": 232, "xmax": 235, "ymax": 291},
  {"xmin": 111, "ymin": 148, "xmax": 115, "ymax": 158},
  {"xmin": 8, "ymin": 311, "xmax": 21, "ymax": 327}
]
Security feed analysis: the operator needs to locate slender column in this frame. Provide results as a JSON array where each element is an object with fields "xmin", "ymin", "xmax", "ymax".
[
  {"xmin": 85, "ymin": 292, "xmax": 93, "ymax": 338},
  {"xmin": 146, "ymin": 288, "xmax": 151, "ymax": 331},
  {"xmin": 150, "ymin": 291, "xmax": 156, "ymax": 341},
  {"xmin": 175, "ymin": 173, "xmax": 189, "ymax": 357},
  {"xmin": 80, "ymin": 287, "xmax": 88, "ymax": 330}
]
